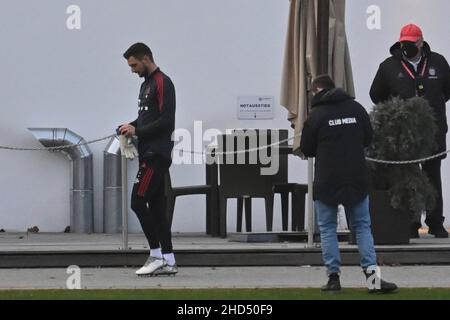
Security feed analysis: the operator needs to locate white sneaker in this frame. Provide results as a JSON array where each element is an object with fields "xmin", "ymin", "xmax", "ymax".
[{"xmin": 135, "ymin": 256, "xmax": 166, "ymax": 277}]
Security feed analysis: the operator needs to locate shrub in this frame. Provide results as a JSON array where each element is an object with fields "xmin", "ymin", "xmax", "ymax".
[{"xmin": 367, "ymin": 97, "xmax": 438, "ymax": 218}]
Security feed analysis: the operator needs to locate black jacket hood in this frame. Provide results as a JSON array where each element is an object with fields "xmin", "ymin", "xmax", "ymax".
[
  {"xmin": 389, "ymin": 41, "xmax": 432, "ymax": 59},
  {"xmin": 312, "ymin": 88, "xmax": 354, "ymax": 108}
]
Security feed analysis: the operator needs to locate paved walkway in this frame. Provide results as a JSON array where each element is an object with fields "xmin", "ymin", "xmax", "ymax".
[
  {"xmin": 1, "ymin": 266, "xmax": 450, "ymax": 290},
  {"xmin": 1, "ymin": 232, "xmax": 449, "ymax": 290}
]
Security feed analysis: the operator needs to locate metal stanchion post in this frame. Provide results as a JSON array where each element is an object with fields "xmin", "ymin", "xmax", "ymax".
[{"xmin": 121, "ymin": 155, "xmax": 129, "ymax": 250}]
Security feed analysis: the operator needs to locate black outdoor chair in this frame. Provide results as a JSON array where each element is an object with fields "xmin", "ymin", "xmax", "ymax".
[
  {"xmin": 216, "ymin": 131, "xmax": 277, "ymax": 238},
  {"xmin": 235, "ymin": 129, "xmax": 307, "ymax": 232},
  {"xmin": 165, "ymin": 171, "xmax": 219, "ymax": 236}
]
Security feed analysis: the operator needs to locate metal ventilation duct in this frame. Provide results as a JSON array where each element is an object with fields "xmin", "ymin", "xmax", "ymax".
[{"xmin": 28, "ymin": 128, "xmax": 94, "ymax": 233}]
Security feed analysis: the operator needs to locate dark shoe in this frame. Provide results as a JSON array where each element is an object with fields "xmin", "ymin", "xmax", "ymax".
[
  {"xmin": 364, "ymin": 270, "xmax": 398, "ymax": 294},
  {"xmin": 368, "ymin": 279, "xmax": 398, "ymax": 294},
  {"xmin": 321, "ymin": 273, "xmax": 341, "ymax": 293},
  {"xmin": 428, "ymin": 226, "xmax": 449, "ymax": 238}
]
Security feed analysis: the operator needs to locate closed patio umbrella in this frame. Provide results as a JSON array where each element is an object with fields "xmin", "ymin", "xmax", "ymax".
[{"xmin": 280, "ymin": 0, "xmax": 355, "ymax": 247}]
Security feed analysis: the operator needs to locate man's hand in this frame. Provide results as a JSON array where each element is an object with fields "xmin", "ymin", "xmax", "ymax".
[{"xmin": 119, "ymin": 124, "xmax": 136, "ymax": 137}]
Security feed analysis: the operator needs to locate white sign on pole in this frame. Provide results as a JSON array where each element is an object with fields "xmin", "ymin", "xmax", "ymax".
[{"xmin": 237, "ymin": 96, "xmax": 274, "ymax": 120}]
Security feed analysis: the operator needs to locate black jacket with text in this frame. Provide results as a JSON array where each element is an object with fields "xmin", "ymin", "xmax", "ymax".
[
  {"xmin": 130, "ymin": 68, "xmax": 176, "ymax": 162},
  {"xmin": 370, "ymin": 42, "xmax": 450, "ymax": 159},
  {"xmin": 300, "ymin": 88, "xmax": 373, "ymax": 207}
]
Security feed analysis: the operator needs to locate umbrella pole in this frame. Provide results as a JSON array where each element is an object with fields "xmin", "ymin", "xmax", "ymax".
[
  {"xmin": 307, "ymin": 0, "xmax": 330, "ymax": 248},
  {"xmin": 307, "ymin": 158, "xmax": 315, "ymax": 248},
  {"xmin": 317, "ymin": 0, "xmax": 330, "ymax": 75}
]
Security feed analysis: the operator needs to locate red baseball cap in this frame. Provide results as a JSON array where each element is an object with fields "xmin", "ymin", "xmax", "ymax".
[{"xmin": 399, "ymin": 24, "xmax": 423, "ymax": 42}]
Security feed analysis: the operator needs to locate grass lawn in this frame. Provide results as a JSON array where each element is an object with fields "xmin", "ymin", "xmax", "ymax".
[{"xmin": 1, "ymin": 288, "xmax": 450, "ymax": 300}]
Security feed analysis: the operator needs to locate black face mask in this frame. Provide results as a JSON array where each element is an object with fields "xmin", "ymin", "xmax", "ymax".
[{"xmin": 401, "ymin": 42, "xmax": 419, "ymax": 59}]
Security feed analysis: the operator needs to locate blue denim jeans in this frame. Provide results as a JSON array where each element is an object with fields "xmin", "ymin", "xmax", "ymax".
[{"xmin": 315, "ymin": 196, "xmax": 377, "ymax": 275}]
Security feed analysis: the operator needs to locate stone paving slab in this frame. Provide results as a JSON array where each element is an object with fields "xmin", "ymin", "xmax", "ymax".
[{"xmin": 1, "ymin": 266, "xmax": 449, "ymax": 290}]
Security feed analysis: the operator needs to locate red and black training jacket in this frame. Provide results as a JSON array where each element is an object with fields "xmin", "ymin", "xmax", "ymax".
[{"xmin": 130, "ymin": 68, "xmax": 176, "ymax": 162}]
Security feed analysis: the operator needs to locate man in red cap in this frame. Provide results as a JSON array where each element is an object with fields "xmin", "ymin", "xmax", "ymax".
[{"xmin": 370, "ymin": 24, "xmax": 450, "ymax": 238}]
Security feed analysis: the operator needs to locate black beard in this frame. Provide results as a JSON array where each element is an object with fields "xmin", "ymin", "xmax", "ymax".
[{"xmin": 138, "ymin": 66, "xmax": 150, "ymax": 78}]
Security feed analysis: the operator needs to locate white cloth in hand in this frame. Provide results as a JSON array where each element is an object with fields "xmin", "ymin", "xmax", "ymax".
[{"xmin": 119, "ymin": 135, "xmax": 139, "ymax": 159}]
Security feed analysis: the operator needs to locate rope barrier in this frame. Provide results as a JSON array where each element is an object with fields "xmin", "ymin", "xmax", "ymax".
[
  {"xmin": 0, "ymin": 134, "xmax": 115, "ymax": 151},
  {"xmin": 1, "ymin": 132, "xmax": 448, "ymax": 164},
  {"xmin": 365, "ymin": 150, "xmax": 450, "ymax": 165}
]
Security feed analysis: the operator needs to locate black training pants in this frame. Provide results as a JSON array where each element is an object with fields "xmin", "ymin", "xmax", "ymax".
[
  {"xmin": 422, "ymin": 158, "xmax": 444, "ymax": 228},
  {"xmin": 131, "ymin": 154, "xmax": 173, "ymax": 253}
]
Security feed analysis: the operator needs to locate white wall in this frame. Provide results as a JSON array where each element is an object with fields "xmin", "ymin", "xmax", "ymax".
[
  {"xmin": 0, "ymin": 0, "xmax": 300, "ymax": 233},
  {"xmin": 0, "ymin": 0, "xmax": 448, "ymax": 233}
]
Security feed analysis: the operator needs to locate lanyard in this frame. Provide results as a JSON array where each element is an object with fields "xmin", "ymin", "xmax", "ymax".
[
  {"xmin": 401, "ymin": 58, "xmax": 428, "ymax": 96},
  {"xmin": 401, "ymin": 58, "xmax": 428, "ymax": 80}
]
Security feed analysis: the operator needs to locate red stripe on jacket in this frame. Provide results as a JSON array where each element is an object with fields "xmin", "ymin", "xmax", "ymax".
[
  {"xmin": 138, "ymin": 167, "xmax": 154, "ymax": 197},
  {"xmin": 154, "ymin": 72, "xmax": 165, "ymax": 113}
]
